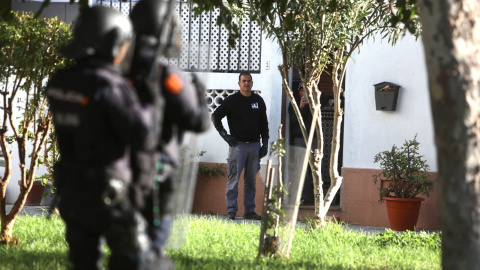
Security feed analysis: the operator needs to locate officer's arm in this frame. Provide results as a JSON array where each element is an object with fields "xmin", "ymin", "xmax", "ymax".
[
  {"xmin": 186, "ymin": 73, "xmax": 211, "ymax": 132},
  {"xmin": 162, "ymin": 67, "xmax": 210, "ymax": 132},
  {"xmin": 104, "ymin": 83, "xmax": 155, "ymax": 150}
]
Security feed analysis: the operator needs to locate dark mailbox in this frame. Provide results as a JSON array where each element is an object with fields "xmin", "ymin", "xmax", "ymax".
[{"xmin": 374, "ymin": 82, "xmax": 400, "ymax": 111}]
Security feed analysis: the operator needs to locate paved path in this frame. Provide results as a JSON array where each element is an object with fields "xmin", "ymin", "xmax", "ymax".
[
  {"xmin": 206, "ymin": 214, "xmax": 388, "ymax": 234},
  {"xmin": 5, "ymin": 205, "xmax": 52, "ymax": 217}
]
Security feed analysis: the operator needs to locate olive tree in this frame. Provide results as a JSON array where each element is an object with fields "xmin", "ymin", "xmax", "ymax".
[
  {"xmin": 0, "ymin": 11, "xmax": 71, "ymax": 242},
  {"xmin": 193, "ymin": 0, "xmax": 414, "ymax": 226}
]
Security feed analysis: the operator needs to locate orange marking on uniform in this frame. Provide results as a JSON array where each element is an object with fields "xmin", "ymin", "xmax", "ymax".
[
  {"xmin": 163, "ymin": 73, "xmax": 183, "ymax": 95},
  {"xmin": 80, "ymin": 97, "xmax": 89, "ymax": 105}
]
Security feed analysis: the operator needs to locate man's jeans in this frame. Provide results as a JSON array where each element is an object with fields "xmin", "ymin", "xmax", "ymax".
[{"xmin": 226, "ymin": 141, "xmax": 260, "ymax": 214}]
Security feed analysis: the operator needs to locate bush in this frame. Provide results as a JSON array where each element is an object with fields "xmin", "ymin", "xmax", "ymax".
[{"xmin": 373, "ymin": 135, "xmax": 434, "ymax": 201}]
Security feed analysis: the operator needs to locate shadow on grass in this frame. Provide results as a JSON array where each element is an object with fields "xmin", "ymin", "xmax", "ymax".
[
  {"xmin": 170, "ymin": 253, "xmax": 380, "ymax": 270},
  {"xmin": 1, "ymin": 247, "xmax": 396, "ymax": 270},
  {"xmin": 0, "ymin": 248, "xmax": 69, "ymax": 269}
]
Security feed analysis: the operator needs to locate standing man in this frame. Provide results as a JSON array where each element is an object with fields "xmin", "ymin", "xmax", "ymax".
[
  {"xmin": 212, "ymin": 72, "xmax": 269, "ymax": 220},
  {"xmin": 46, "ymin": 7, "xmax": 156, "ymax": 269}
]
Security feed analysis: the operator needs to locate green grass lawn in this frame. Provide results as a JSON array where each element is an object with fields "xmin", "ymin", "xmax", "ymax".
[{"xmin": 0, "ymin": 214, "xmax": 441, "ymax": 270}]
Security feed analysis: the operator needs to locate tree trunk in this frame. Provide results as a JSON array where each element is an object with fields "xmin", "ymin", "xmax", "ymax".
[
  {"xmin": 0, "ymin": 216, "xmax": 15, "ymax": 242},
  {"xmin": 418, "ymin": 1, "xmax": 480, "ymax": 268},
  {"xmin": 0, "ymin": 124, "xmax": 50, "ymax": 240},
  {"xmin": 311, "ymin": 116, "xmax": 324, "ymax": 224},
  {"xmin": 0, "ymin": 187, "xmax": 27, "ymax": 241},
  {"xmin": 322, "ymin": 56, "xmax": 345, "ymax": 219},
  {"xmin": 1, "ymin": 174, "xmax": 31, "ymax": 241}
]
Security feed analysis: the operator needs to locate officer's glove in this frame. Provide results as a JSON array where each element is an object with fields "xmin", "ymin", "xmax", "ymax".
[
  {"xmin": 259, "ymin": 144, "xmax": 268, "ymax": 159},
  {"xmin": 102, "ymin": 178, "xmax": 127, "ymax": 206},
  {"xmin": 219, "ymin": 129, "xmax": 238, "ymax": 147}
]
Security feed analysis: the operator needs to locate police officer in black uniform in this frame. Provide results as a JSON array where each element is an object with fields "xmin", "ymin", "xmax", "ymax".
[
  {"xmin": 129, "ymin": 0, "xmax": 210, "ymax": 263},
  {"xmin": 46, "ymin": 6, "xmax": 157, "ymax": 270}
]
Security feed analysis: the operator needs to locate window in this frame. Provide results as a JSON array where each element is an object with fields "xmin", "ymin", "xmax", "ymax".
[
  {"xmin": 206, "ymin": 89, "xmax": 261, "ymax": 112},
  {"xmin": 97, "ymin": 0, "xmax": 262, "ymax": 73}
]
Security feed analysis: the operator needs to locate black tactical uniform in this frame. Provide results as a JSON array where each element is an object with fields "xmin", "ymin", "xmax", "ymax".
[
  {"xmin": 148, "ymin": 62, "xmax": 210, "ymax": 252},
  {"xmin": 129, "ymin": 0, "xmax": 210, "ymax": 259},
  {"xmin": 46, "ymin": 7, "xmax": 155, "ymax": 270}
]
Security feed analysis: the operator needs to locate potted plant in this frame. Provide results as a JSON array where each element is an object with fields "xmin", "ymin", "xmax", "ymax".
[{"xmin": 373, "ymin": 135, "xmax": 434, "ymax": 231}]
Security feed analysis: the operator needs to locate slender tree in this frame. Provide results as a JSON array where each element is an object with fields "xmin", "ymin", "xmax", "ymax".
[{"xmin": 0, "ymin": 11, "xmax": 71, "ymax": 242}]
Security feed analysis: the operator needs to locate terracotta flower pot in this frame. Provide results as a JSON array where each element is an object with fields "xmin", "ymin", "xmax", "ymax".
[
  {"xmin": 19, "ymin": 181, "xmax": 45, "ymax": 206},
  {"xmin": 383, "ymin": 197, "xmax": 424, "ymax": 231}
]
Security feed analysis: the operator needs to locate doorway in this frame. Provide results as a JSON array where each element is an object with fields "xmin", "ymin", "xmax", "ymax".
[{"xmin": 287, "ymin": 68, "xmax": 344, "ymax": 206}]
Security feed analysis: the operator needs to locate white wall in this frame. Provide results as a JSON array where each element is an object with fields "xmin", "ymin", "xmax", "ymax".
[{"xmin": 344, "ymin": 34, "xmax": 438, "ymax": 171}]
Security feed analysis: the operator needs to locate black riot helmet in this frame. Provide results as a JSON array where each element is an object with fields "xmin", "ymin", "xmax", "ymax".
[
  {"xmin": 129, "ymin": 0, "xmax": 182, "ymax": 58},
  {"xmin": 62, "ymin": 6, "xmax": 133, "ymax": 61}
]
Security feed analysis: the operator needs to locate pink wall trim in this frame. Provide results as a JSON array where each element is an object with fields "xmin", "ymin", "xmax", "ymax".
[
  {"xmin": 191, "ymin": 165, "xmax": 441, "ymax": 230},
  {"xmin": 191, "ymin": 163, "xmax": 265, "ymax": 217},
  {"xmin": 341, "ymin": 168, "xmax": 440, "ymax": 230}
]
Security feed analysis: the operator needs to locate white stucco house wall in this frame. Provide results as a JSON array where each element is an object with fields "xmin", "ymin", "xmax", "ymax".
[
  {"xmin": 342, "ymin": 34, "xmax": 440, "ymax": 229},
  {"xmin": 345, "ymin": 34, "xmax": 437, "ymax": 172}
]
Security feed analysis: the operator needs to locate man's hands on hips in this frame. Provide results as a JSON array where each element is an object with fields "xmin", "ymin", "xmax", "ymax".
[
  {"xmin": 259, "ymin": 144, "xmax": 268, "ymax": 159},
  {"xmin": 219, "ymin": 129, "xmax": 238, "ymax": 147}
]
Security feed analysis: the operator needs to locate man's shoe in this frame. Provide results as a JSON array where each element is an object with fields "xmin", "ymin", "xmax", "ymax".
[
  {"xmin": 244, "ymin": 212, "xmax": 262, "ymax": 220},
  {"xmin": 227, "ymin": 212, "xmax": 236, "ymax": 220}
]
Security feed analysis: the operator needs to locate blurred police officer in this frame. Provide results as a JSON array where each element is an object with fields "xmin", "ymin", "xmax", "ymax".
[
  {"xmin": 46, "ymin": 6, "xmax": 157, "ymax": 270},
  {"xmin": 129, "ymin": 0, "xmax": 210, "ymax": 264}
]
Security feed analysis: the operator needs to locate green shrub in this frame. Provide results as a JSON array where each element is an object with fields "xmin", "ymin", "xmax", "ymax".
[{"xmin": 373, "ymin": 135, "xmax": 434, "ymax": 201}]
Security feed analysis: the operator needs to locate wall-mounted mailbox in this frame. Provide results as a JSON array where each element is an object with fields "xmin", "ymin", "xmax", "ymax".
[{"xmin": 374, "ymin": 82, "xmax": 401, "ymax": 111}]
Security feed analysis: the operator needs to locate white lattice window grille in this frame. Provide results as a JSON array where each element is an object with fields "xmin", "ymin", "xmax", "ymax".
[
  {"xmin": 98, "ymin": 0, "xmax": 134, "ymax": 15},
  {"xmin": 97, "ymin": 0, "xmax": 262, "ymax": 74},
  {"xmin": 206, "ymin": 89, "xmax": 261, "ymax": 112}
]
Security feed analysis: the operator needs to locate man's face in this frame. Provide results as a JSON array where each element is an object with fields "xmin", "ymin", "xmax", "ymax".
[
  {"xmin": 299, "ymin": 88, "xmax": 304, "ymax": 98},
  {"xmin": 238, "ymin": 74, "xmax": 253, "ymax": 92}
]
